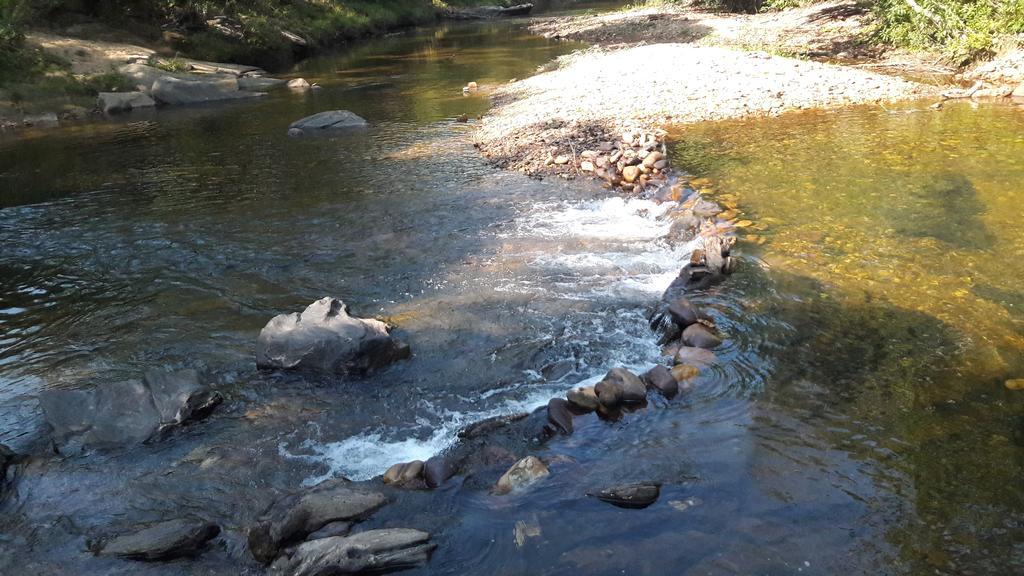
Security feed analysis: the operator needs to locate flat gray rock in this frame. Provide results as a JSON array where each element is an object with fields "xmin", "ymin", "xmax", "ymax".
[
  {"xmin": 97, "ymin": 91, "xmax": 155, "ymax": 115},
  {"xmin": 288, "ymin": 111, "xmax": 368, "ymax": 133},
  {"xmin": 100, "ymin": 518, "xmax": 219, "ymax": 561},
  {"xmin": 256, "ymin": 297, "xmax": 409, "ymax": 375},
  {"xmin": 119, "ymin": 64, "xmax": 232, "ymax": 92},
  {"xmin": 269, "ymin": 529, "xmax": 434, "ymax": 576},
  {"xmin": 39, "ymin": 369, "xmax": 222, "ymax": 453},
  {"xmin": 151, "ymin": 75, "xmax": 262, "ymax": 106},
  {"xmin": 238, "ymin": 76, "xmax": 288, "ymax": 92},
  {"xmin": 249, "ymin": 479, "xmax": 389, "ymax": 564}
]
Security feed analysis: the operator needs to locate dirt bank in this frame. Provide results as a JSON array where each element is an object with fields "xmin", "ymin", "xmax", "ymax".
[
  {"xmin": 531, "ymin": 1, "xmax": 879, "ymax": 59},
  {"xmin": 475, "ymin": 42, "xmax": 937, "ymax": 177}
]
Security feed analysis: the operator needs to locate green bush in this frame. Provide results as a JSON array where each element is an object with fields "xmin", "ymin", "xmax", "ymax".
[{"xmin": 872, "ymin": 0, "xmax": 1024, "ymax": 64}]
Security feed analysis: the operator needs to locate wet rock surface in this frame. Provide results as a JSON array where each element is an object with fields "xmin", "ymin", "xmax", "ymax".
[
  {"xmin": 546, "ymin": 397, "xmax": 574, "ymax": 435},
  {"xmin": 98, "ymin": 518, "xmax": 220, "ymax": 561},
  {"xmin": 269, "ymin": 529, "xmax": 434, "ymax": 576},
  {"xmin": 0, "ymin": 444, "xmax": 22, "ymax": 502},
  {"xmin": 682, "ymin": 323, "xmax": 723, "ymax": 350},
  {"xmin": 38, "ymin": 369, "xmax": 222, "ymax": 453},
  {"xmin": 248, "ymin": 479, "xmax": 389, "ymax": 564},
  {"xmin": 595, "ymin": 368, "xmax": 647, "ymax": 408},
  {"xmin": 494, "ymin": 455, "xmax": 549, "ymax": 495},
  {"xmin": 255, "ymin": 297, "xmax": 410, "ymax": 375},
  {"xmin": 288, "ymin": 111, "xmax": 369, "ymax": 134},
  {"xmin": 151, "ymin": 76, "xmax": 262, "ymax": 106},
  {"xmin": 643, "ymin": 365, "xmax": 678, "ymax": 398},
  {"xmin": 589, "ymin": 483, "xmax": 661, "ymax": 509},
  {"xmin": 566, "ymin": 386, "xmax": 599, "ymax": 411}
]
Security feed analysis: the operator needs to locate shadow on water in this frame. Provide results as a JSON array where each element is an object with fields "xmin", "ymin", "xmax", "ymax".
[{"xmin": 891, "ymin": 172, "xmax": 995, "ymax": 249}]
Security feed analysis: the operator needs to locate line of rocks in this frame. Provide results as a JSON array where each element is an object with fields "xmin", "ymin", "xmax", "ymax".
[{"xmin": 367, "ymin": 149, "xmax": 738, "ymax": 521}]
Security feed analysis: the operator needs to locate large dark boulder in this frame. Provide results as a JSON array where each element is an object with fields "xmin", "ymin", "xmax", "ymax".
[
  {"xmin": 98, "ymin": 518, "xmax": 220, "ymax": 561},
  {"xmin": 269, "ymin": 529, "xmax": 434, "ymax": 576},
  {"xmin": 249, "ymin": 479, "xmax": 388, "ymax": 564},
  {"xmin": 39, "ymin": 370, "xmax": 221, "ymax": 454},
  {"xmin": 255, "ymin": 297, "xmax": 410, "ymax": 375}
]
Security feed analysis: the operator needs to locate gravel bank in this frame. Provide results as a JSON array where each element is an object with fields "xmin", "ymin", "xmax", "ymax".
[{"xmin": 476, "ymin": 43, "xmax": 937, "ymax": 175}]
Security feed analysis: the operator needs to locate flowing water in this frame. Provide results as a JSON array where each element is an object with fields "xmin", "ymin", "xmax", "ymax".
[{"xmin": 0, "ymin": 12, "xmax": 1022, "ymax": 576}]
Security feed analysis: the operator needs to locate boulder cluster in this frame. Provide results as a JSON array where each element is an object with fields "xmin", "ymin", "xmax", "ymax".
[
  {"xmin": 544, "ymin": 129, "xmax": 671, "ymax": 195},
  {"xmin": 97, "ymin": 61, "xmax": 288, "ymax": 115}
]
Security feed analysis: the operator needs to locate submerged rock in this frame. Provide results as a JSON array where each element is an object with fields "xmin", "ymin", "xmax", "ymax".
[
  {"xmin": 39, "ymin": 369, "xmax": 221, "ymax": 453},
  {"xmin": 269, "ymin": 529, "xmax": 434, "ymax": 576},
  {"xmin": 288, "ymin": 111, "xmax": 368, "ymax": 135},
  {"xmin": 494, "ymin": 456, "xmax": 549, "ymax": 495},
  {"xmin": 255, "ymin": 297, "xmax": 410, "ymax": 375},
  {"xmin": 248, "ymin": 479, "xmax": 388, "ymax": 564},
  {"xmin": 670, "ymin": 364, "xmax": 700, "ymax": 382},
  {"xmin": 99, "ymin": 518, "xmax": 219, "ymax": 561},
  {"xmin": 589, "ymin": 483, "xmax": 660, "ymax": 509},
  {"xmin": 238, "ymin": 76, "xmax": 288, "ymax": 92},
  {"xmin": 674, "ymin": 346, "xmax": 717, "ymax": 366}
]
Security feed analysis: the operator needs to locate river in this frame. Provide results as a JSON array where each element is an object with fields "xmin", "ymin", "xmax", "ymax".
[{"xmin": 1, "ymin": 9, "xmax": 1022, "ymax": 576}]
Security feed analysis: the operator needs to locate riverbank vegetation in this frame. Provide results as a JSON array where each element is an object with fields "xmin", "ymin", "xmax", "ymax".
[
  {"xmin": 646, "ymin": 0, "xmax": 1024, "ymax": 64},
  {"xmin": 0, "ymin": 0, "xmax": 518, "ymax": 116},
  {"xmin": 1, "ymin": 0, "xmax": 517, "ymax": 79}
]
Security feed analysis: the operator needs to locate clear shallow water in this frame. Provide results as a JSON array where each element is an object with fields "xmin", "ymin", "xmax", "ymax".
[
  {"xmin": 0, "ymin": 15, "xmax": 1022, "ymax": 576},
  {"xmin": 668, "ymin": 101, "xmax": 1024, "ymax": 574}
]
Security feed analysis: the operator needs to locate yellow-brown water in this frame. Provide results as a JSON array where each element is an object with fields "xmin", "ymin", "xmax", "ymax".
[{"xmin": 670, "ymin": 100, "xmax": 1024, "ymax": 574}]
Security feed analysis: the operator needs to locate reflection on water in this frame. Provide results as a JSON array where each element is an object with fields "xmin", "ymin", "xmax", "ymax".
[{"xmin": 670, "ymin": 101, "xmax": 1024, "ymax": 574}]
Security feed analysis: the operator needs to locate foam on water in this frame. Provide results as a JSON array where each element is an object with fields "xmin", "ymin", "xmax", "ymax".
[{"xmin": 296, "ymin": 196, "xmax": 695, "ymax": 481}]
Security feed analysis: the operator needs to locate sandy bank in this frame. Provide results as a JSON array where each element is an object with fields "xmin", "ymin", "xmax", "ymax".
[{"xmin": 476, "ymin": 43, "xmax": 936, "ymax": 175}]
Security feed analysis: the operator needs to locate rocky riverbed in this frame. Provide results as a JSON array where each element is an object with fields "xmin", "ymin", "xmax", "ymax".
[{"xmin": 4, "ymin": 8, "xmax": 1024, "ymax": 576}]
